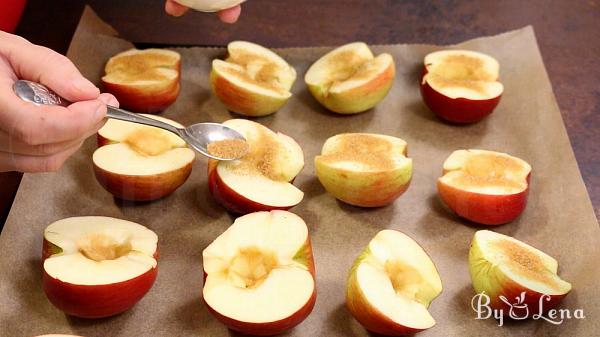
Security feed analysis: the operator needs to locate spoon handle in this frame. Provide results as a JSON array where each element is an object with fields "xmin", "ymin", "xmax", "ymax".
[
  {"xmin": 12, "ymin": 80, "xmax": 182, "ymax": 137},
  {"xmin": 105, "ymin": 106, "xmax": 182, "ymax": 136}
]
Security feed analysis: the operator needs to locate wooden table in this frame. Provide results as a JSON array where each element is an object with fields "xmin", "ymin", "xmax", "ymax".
[{"xmin": 1, "ymin": 0, "xmax": 599, "ymax": 229}]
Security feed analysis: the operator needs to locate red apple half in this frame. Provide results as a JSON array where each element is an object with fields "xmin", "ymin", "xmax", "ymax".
[
  {"xmin": 208, "ymin": 119, "xmax": 304, "ymax": 214},
  {"xmin": 211, "ymin": 41, "xmax": 296, "ymax": 116},
  {"xmin": 42, "ymin": 216, "xmax": 158, "ymax": 318},
  {"xmin": 203, "ymin": 210, "xmax": 316, "ymax": 335},
  {"xmin": 438, "ymin": 149, "xmax": 531, "ymax": 225},
  {"xmin": 314, "ymin": 133, "xmax": 412, "ymax": 207},
  {"xmin": 93, "ymin": 114, "xmax": 195, "ymax": 201},
  {"xmin": 420, "ymin": 50, "xmax": 503, "ymax": 123},
  {"xmin": 346, "ymin": 230, "xmax": 442, "ymax": 336},
  {"xmin": 469, "ymin": 230, "xmax": 572, "ymax": 317},
  {"xmin": 102, "ymin": 48, "xmax": 181, "ymax": 113},
  {"xmin": 305, "ymin": 42, "xmax": 395, "ymax": 114}
]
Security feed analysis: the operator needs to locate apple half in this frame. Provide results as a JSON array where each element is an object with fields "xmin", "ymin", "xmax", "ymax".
[
  {"xmin": 203, "ymin": 210, "xmax": 316, "ymax": 335},
  {"xmin": 315, "ymin": 133, "xmax": 412, "ymax": 207},
  {"xmin": 42, "ymin": 216, "xmax": 158, "ymax": 318},
  {"xmin": 438, "ymin": 149, "xmax": 531, "ymax": 225},
  {"xmin": 93, "ymin": 114, "xmax": 195, "ymax": 201},
  {"xmin": 420, "ymin": 50, "xmax": 503, "ymax": 123},
  {"xmin": 208, "ymin": 119, "xmax": 304, "ymax": 214},
  {"xmin": 211, "ymin": 41, "xmax": 296, "ymax": 116},
  {"xmin": 469, "ymin": 230, "xmax": 572, "ymax": 317},
  {"xmin": 305, "ymin": 42, "xmax": 395, "ymax": 114},
  {"xmin": 102, "ymin": 48, "xmax": 181, "ymax": 113},
  {"xmin": 347, "ymin": 230, "xmax": 442, "ymax": 336}
]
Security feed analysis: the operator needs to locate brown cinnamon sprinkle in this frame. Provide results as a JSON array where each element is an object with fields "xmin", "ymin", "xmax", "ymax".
[
  {"xmin": 491, "ymin": 239, "xmax": 559, "ymax": 289},
  {"xmin": 319, "ymin": 134, "xmax": 399, "ymax": 171},
  {"xmin": 207, "ymin": 139, "xmax": 249, "ymax": 159}
]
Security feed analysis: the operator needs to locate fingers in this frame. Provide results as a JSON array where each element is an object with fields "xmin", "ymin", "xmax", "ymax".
[
  {"xmin": 0, "ymin": 139, "xmax": 83, "ymax": 173},
  {"xmin": 0, "ymin": 117, "xmax": 104, "ymax": 156},
  {"xmin": 0, "ymin": 31, "xmax": 99, "ymax": 102},
  {"xmin": 0, "ymin": 80, "xmax": 113, "ymax": 146},
  {"xmin": 165, "ymin": 0, "xmax": 190, "ymax": 16},
  {"xmin": 98, "ymin": 92, "xmax": 119, "ymax": 108},
  {"xmin": 164, "ymin": 1, "xmax": 241, "ymax": 23},
  {"xmin": 217, "ymin": 5, "xmax": 242, "ymax": 23}
]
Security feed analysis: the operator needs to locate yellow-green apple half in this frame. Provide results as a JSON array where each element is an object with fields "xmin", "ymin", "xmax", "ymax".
[
  {"xmin": 208, "ymin": 119, "xmax": 304, "ymax": 214},
  {"xmin": 93, "ymin": 115, "xmax": 195, "ymax": 201},
  {"xmin": 314, "ymin": 133, "xmax": 412, "ymax": 207},
  {"xmin": 420, "ymin": 50, "xmax": 503, "ymax": 123},
  {"xmin": 438, "ymin": 149, "xmax": 531, "ymax": 225},
  {"xmin": 203, "ymin": 210, "xmax": 316, "ymax": 335},
  {"xmin": 304, "ymin": 42, "xmax": 395, "ymax": 114},
  {"xmin": 211, "ymin": 41, "xmax": 296, "ymax": 116},
  {"xmin": 42, "ymin": 216, "xmax": 158, "ymax": 318},
  {"xmin": 469, "ymin": 230, "xmax": 571, "ymax": 317},
  {"xmin": 347, "ymin": 230, "xmax": 442, "ymax": 336},
  {"xmin": 102, "ymin": 48, "xmax": 180, "ymax": 113}
]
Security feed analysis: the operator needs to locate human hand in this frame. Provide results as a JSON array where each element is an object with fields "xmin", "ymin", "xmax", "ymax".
[
  {"xmin": 164, "ymin": 0, "xmax": 242, "ymax": 23},
  {"xmin": 0, "ymin": 32, "xmax": 118, "ymax": 173}
]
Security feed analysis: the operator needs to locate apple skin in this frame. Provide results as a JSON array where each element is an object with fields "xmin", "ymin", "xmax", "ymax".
[
  {"xmin": 308, "ymin": 62, "xmax": 395, "ymax": 114},
  {"xmin": 203, "ymin": 236, "xmax": 316, "ymax": 335},
  {"xmin": 41, "ymin": 239, "xmax": 159, "ymax": 319},
  {"xmin": 210, "ymin": 68, "xmax": 290, "ymax": 117},
  {"xmin": 93, "ymin": 161, "xmax": 193, "ymax": 202},
  {"xmin": 420, "ymin": 68, "xmax": 501, "ymax": 124},
  {"xmin": 437, "ymin": 174, "xmax": 530, "ymax": 225},
  {"xmin": 346, "ymin": 246, "xmax": 431, "ymax": 336},
  {"xmin": 102, "ymin": 80, "xmax": 180, "ymax": 114},
  {"xmin": 314, "ymin": 149, "xmax": 412, "ymax": 207},
  {"xmin": 207, "ymin": 160, "xmax": 297, "ymax": 214},
  {"xmin": 469, "ymin": 237, "xmax": 568, "ymax": 317}
]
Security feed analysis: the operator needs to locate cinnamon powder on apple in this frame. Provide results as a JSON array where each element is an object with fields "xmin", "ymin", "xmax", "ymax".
[{"xmin": 207, "ymin": 139, "xmax": 249, "ymax": 159}]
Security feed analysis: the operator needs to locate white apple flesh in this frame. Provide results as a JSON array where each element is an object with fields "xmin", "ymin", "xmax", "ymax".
[
  {"xmin": 315, "ymin": 133, "xmax": 412, "ymax": 207},
  {"xmin": 203, "ymin": 211, "xmax": 316, "ymax": 335},
  {"xmin": 211, "ymin": 41, "xmax": 296, "ymax": 116},
  {"xmin": 102, "ymin": 49, "xmax": 181, "ymax": 113},
  {"xmin": 305, "ymin": 42, "xmax": 395, "ymax": 114},
  {"xmin": 93, "ymin": 114, "xmax": 195, "ymax": 201},
  {"xmin": 421, "ymin": 50, "xmax": 503, "ymax": 123},
  {"xmin": 42, "ymin": 216, "xmax": 158, "ymax": 318},
  {"xmin": 438, "ymin": 149, "xmax": 531, "ymax": 225},
  {"xmin": 208, "ymin": 119, "xmax": 304, "ymax": 214},
  {"xmin": 469, "ymin": 230, "xmax": 571, "ymax": 317},
  {"xmin": 346, "ymin": 230, "xmax": 442, "ymax": 336}
]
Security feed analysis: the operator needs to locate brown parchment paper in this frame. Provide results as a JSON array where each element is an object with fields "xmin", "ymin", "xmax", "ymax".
[{"xmin": 2, "ymin": 6, "xmax": 599, "ymax": 337}]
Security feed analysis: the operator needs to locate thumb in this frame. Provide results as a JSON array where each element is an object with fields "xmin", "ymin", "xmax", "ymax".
[{"xmin": 1, "ymin": 33, "xmax": 99, "ymax": 102}]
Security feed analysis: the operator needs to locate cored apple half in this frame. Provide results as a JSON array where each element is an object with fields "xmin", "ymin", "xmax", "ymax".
[
  {"xmin": 101, "ymin": 48, "xmax": 181, "ymax": 113},
  {"xmin": 469, "ymin": 230, "xmax": 571, "ymax": 317},
  {"xmin": 203, "ymin": 211, "xmax": 316, "ymax": 335},
  {"xmin": 315, "ymin": 133, "xmax": 412, "ymax": 207},
  {"xmin": 42, "ymin": 216, "xmax": 158, "ymax": 318},
  {"xmin": 211, "ymin": 41, "xmax": 296, "ymax": 116},
  {"xmin": 208, "ymin": 119, "xmax": 304, "ymax": 214},
  {"xmin": 346, "ymin": 230, "xmax": 442, "ymax": 336},
  {"xmin": 93, "ymin": 114, "xmax": 195, "ymax": 201},
  {"xmin": 305, "ymin": 42, "xmax": 395, "ymax": 114},
  {"xmin": 420, "ymin": 50, "xmax": 503, "ymax": 123},
  {"xmin": 438, "ymin": 149, "xmax": 531, "ymax": 225}
]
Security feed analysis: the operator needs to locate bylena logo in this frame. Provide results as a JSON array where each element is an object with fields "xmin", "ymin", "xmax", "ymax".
[{"xmin": 471, "ymin": 292, "xmax": 585, "ymax": 326}]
